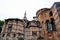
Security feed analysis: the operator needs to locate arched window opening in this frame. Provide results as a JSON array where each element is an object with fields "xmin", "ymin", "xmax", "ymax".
[
  {"xmin": 49, "ymin": 11, "xmax": 53, "ymax": 16},
  {"xmin": 51, "ymin": 18, "xmax": 56, "ymax": 31},
  {"xmin": 8, "ymin": 24, "xmax": 13, "ymax": 32},
  {"xmin": 46, "ymin": 20, "xmax": 52, "ymax": 32}
]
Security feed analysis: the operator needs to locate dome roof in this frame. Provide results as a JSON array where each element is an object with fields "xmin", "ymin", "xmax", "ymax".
[
  {"xmin": 36, "ymin": 8, "xmax": 50, "ymax": 17},
  {"xmin": 26, "ymin": 20, "xmax": 41, "ymax": 28}
]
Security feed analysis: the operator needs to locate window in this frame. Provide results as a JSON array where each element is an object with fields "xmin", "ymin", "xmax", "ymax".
[
  {"xmin": 8, "ymin": 24, "xmax": 12, "ymax": 32},
  {"xmin": 51, "ymin": 18, "xmax": 56, "ymax": 31},
  {"xmin": 56, "ymin": 3, "xmax": 60, "ymax": 7},
  {"xmin": 42, "ymin": 21, "xmax": 43, "ymax": 23},
  {"xmin": 58, "ymin": 11, "xmax": 60, "ymax": 18},
  {"xmin": 56, "ymin": 3, "xmax": 60, "ymax": 15},
  {"xmin": 32, "ymin": 31, "xmax": 37, "ymax": 36},
  {"xmin": 18, "ymin": 33, "xmax": 21, "ymax": 36},
  {"xmin": 46, "ymin": 19, "xmax": 56, "ymax": 32},
  {"xmin": 2, "ymin": 34, "xmax": 5, "ymax": 37},
  {"xmin": 7, "ymin": 33, "xmax": 10, "ymax": 37},
  {"xmin": 47, "ymin": 22, "xmax": 52, "ymax": 31},
  {"xmin": 49, "ymin": 11, "xmax": 53, "ymax": 16},
  {"xmin": 13, "ymin": 34, "xmax": 16, "ymax": 37},
  {"xmin": 46, "ymin": 20, "xmax": 52, "ymax": 32},
  {"xmin": 57, "ymin": 7, "xmax": 60, "ymax": 11}
]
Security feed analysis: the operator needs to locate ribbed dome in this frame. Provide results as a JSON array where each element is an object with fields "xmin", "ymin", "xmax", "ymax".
[{"xmin": 36, "ymin": 8, "xmax": 50, "ymax": 17}]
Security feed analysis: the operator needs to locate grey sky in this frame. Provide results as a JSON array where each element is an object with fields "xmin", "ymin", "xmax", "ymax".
[{"xmin": 0, "ymin": 0, "xmax": 60, "ymax": 20}]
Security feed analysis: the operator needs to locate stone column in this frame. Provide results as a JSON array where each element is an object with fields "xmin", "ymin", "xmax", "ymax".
[
  {"xmin": 43, "ymin": 22, "xmax": 48, "ymax": 40},
  {"xmin": 53, "ymin": 31, "xmax": 58, "ymax": 40}
]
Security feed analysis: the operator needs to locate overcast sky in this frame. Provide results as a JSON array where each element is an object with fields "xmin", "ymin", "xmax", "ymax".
[{"xmin": 0, "ymin": 0, "xmax": 60, "ymax": 20}]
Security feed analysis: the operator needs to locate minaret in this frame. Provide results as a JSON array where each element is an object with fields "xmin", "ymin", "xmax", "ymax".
[
  {"xmin": 23, "ymin": 11, "xmax": 27, "ymax": 20},
  {"xmin": 23, "ymin": 11, "xmax": 27, "ymax": 40}
]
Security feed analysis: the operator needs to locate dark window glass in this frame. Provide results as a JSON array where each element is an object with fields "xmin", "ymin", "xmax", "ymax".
[
  {"xmin": 56, "ymin": 3, "xmax": 60, "ymax": 15},
  {"xmin": 56, "ymin": 4, "xmax": 60, "ymax": 7},
  {"xmin": 47, "ymin": 22, "xmax": 52, "ymax": 31},
  {"xmin": 42, "ymin": 21, "xmax": 43, "ymax": 23},
  {"xmin": 18, "ymin": 33, "xmax": 21, "ymax": 36},
  {"xmin": 58, "ymin": 13, "xmax": 60, "ymax": 16},
  {"xmin": 13, "ymin": 34, "xmax": 16, "ymax": 37},
  {"xmin": 57, "ymin": 10, "xmax": 60, "ymax": 17},
  {"xmin": 2, "ymin": 34, "xmax": 5, "ymax": 37},
  {"xmin": 57, "ymin": 8, "xmax": 60, "ymax": 11},
  {"xmin": 32, "ymin": 31, "xmax": 37, "ymax": 36},
  {"xmin": 51, "ymin": 18, "xmax": 56, "ymax": 31},
  {"xmin": 8, "ymin": 24, "xmax": 12, "ymax": 32},
  {"xmin": 49, "ymin": 11, "xmax": 53, "ymax": 16},
  {"xmin": 46, "ymin": 20, "xmax": 52, "ymax": 32},
  {"xmin": 7, "ymin": 33, "xmax": 10, "ymax": 37}
]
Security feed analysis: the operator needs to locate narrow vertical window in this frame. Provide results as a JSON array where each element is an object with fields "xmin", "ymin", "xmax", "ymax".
[
  {"xmin": 8, "ymin": 24, "xmax": 12, "ymax": 32},
  {"xmin": 32, "ymin": 31, "xmax": 37, "ymax": 36},
  {"xmin": 13, "ymin": 34, "xmax": 16, "ymax": 37},
  {"xmin": 49, "ymin": 11, "xmax": 53, "ymax": 16},
  {"xmin": 51, "ymin": 18, "xmax": 56, "ymax": 31},
  {"xmin": 2, "ymin": 34, "xmax": 5, "ymax": 37},
  {"xmin": 46, "ymin": 20, "xmax": 52, "ymax": 32}
]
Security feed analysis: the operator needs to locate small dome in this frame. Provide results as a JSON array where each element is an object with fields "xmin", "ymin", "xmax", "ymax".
[{"xmin": 27, "ymin": 20, "xmax": 41, "ymax": 28}]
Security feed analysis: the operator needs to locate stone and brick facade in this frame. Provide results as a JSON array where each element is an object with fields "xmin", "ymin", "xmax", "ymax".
[
  {"xmin": 1, "ymin": 17, "xmax": 41, "ymax": 40},
  {"xmin": 1, "ymin": 2, "xmax": 60, "ymax": 40},
  {"xmin": 36, "ymin": 2, "xmax": 60, "ymax": 40}
]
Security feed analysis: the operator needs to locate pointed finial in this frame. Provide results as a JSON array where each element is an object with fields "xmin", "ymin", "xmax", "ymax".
[
  {"xmin": 23, "ymin": 11, "xmax": 27, "ymax": 20},
  {"xmin": 24, "ymin": 11, "xmax": 26, "ymax": 17}
]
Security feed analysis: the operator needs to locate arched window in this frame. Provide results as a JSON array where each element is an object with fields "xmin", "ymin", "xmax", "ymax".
[
  {"xmin": 51, "ymin": 18, "xmax": 56, "ymax": 31},
  {"xmin": 8, "ymin": 24, "xmax": 12, "ymax": 32},
  {"xmin": 13, "ymin": 34, "xmax": 16, "ymax": 37},
  {"xmin": 46, "ymin": 20, "xmax": 52, "ymax": 32},
  {"xmin": 49, "ymin": 11, "xmax": 53, "ymax": 16}
]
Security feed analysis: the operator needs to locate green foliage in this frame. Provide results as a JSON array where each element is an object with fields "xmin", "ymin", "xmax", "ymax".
[
  {"xmin": 0, "ymin": 20, "xmax": 4, "ymax": 33},
  {"xmin": 0, "ymin": 20, "xmax": 4, "ymax": 26}
]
